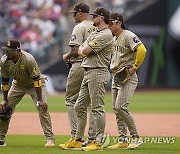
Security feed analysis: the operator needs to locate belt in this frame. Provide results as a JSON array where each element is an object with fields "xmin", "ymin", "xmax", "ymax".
[
  {"xmin": 71, "ymin": 61, "xmax": 82, "ymax": 64},
  {"xmin": 84, "ymin": 67, "xmax": 90, "ymax": 71},
  {"xmin": 83, "ymin": 67, "xmax": 101, "ymax": 71}
]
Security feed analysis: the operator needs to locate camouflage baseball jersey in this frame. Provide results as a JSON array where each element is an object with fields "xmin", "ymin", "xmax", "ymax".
[
  {"xmin": 69, "ymin": 20, "xmax": 96, "ymax": 62},
  {"xmin": 0, "ymin": 50, "xmax": 42, "ymax": 88},
  {"xmin": 81, "ymin": 27, "xmax": 113, "ymax": 68},
  {"xmin": 110, "ymin": 30, "xmax": 142, "ymax": 72}
]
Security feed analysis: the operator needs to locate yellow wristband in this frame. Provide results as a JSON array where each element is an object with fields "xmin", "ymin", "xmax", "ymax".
[
  {"xmin": 80, "ymin": 51, "xmax": 86, "ymax": 57},
  {"xmin": 81, "ymin": 53, "xmax": 86, "ymax": 57},
  {"xmin": 1, "ymin": 84, "xmax": 9, "ymax": 91},
  {"xmin": 34, "ymin": 80, "xmax": 42, "ymax": 87}
]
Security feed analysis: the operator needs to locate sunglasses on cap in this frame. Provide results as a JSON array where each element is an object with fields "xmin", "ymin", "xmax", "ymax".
[{"xmin": 4, "ymin": 50, "xmax": 15, "ymax": 54}]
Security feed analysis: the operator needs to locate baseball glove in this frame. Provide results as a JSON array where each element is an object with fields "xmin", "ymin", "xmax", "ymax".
[
  {"xmin": 114, "ymin": 67, "xmax": 131, "ymax": 86},
  {"xmin": 0, "ymin": 106, "xmax": 12, "ymax": 120}
]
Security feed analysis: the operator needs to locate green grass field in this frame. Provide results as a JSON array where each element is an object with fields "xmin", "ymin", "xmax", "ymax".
[
  {"xmin": 0, "ymin": 135, "xmax": 179, "ymax": 154},
  {"xmin": 0, "ymin": 90, "xmax": 180, "ymax": 153},
  {"xmin": 13, "ymin": 90, "xmax": 180, "ymax": 113}
]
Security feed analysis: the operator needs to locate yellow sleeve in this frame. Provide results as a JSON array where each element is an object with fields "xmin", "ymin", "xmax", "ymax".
[{"xmin": 133, "ymin": 44, "xmax": 147, "ymax": 70}]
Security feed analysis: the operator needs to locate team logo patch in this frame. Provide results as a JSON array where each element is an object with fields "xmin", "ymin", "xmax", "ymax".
[
  {"xmin": 133, "ymin": 36, "xmax": 140, "ymax": 43},
  {"xmin": 20, "ymin": 65, "xmax": 25, "ymax": 69},
  {"xmin": 7, "ymin": 41, "xmax": 11, "ymax": 46},
  {"xmin": 120, "ymin": 38, "xmax": 123, "ymax": 42},
  {"xmin": 70, "ymin": 35, "xmax": 76, "ymax": 41}
]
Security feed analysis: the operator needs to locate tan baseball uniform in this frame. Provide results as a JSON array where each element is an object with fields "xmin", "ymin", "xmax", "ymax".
[
  {"xmin": 110, "ymin": 30, "xmax": 142, "ymax": 141},
  {"xmin": 75, "ymin": 27, "xmax": 113, "ymax": 141},
  {"xmin": 0, "ymin": 51, "xmax": 54, "ymax": 141},
  {"xmin": 65, "ymin": 20, "xmax": 96, "ymax": 140}
]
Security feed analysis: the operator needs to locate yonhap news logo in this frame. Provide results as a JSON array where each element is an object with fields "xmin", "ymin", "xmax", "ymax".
[
  {"xmin": 100, "ymin": 134, "xmax": 175, "ymax": 147},
  {"xmin": 111, "ymin": 136, "xmax": 175, "ymax": 144},
  {"xmin": 140, "ymin": 137, "xmax": 175, "ymax": 144}
]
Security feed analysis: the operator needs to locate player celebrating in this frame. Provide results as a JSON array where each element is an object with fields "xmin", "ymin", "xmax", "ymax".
[
  {"xmin": 108, "ymin": 13, "xmax": 147, "ymax": 150},
  {"xmin": 0, "ymin": 39, "xmax": 55, "ymax": 147}
]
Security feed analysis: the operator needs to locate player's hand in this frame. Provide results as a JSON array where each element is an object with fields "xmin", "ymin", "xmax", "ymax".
[
  {"xmin": 63, "ymin": 53, "xmax": 69, "ymax": 62},
  {"xmin": 37, "ymin": 100, "xmax": 48, "ymax": 112},
  {"xmin": 128, "ymin": 67, "xmax": 136, "ymax": 75},
  {"xmin": 0, "ymin": 100, "xmax": 8, "ymax": 113}
]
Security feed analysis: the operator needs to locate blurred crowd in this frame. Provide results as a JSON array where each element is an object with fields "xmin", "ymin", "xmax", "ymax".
[
  {"xmin": 93, "ymin": 0, "xmax": 145, "ymax": 14},
  {"xmin": 0, "ymin": 0, "xmax": 76, "ymax": 58},
  {"xmin": 0, "ymin": 0, "xmax": 146, "ymax": 61}
]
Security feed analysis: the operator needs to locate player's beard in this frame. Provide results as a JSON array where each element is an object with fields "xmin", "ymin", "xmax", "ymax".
[
  {"xmin": 93, "ymin": 22, "xmax": 98, "ymax": 27},
  {"xmin": 7, "ymin": 56, "xmax": 13, "ymax": 60},
  {"xmin": 6, "ymin": 54, "xmax": 15, "ymax": 60}
]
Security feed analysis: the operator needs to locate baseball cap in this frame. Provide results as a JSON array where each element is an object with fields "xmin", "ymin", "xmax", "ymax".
[
  {"xmin": 2, "ymin": 39, "xmax": 20, "ymax": 51},
  {"xmin": 110, "ymin": 13, "xmax": 124, "ymax": 22},
  {"xmin": 90, "ymin": 7, "xmax": 110, "ymax": 19},
  {"xmin": 69, "ymin": 3, "xmax": 90, "ymax": 13},
  {"xmin": 110, "ymin": 13, "xmax": 126, "ymax": 29}
]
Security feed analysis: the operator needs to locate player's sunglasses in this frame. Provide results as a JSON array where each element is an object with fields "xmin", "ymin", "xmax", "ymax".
[
  {"xmin": 4, "ymin": 50, "xmax": 15, "ymax": 54},
  {"xmin": 92, "ymin": 14, "xmax": 99, "ymax": 18},
  {"xmin": 73, "ymin": 12, "xmax": 78, "ymax": 16},
  {"xmin": 109, "ymin": 20, "xmax": 119, "ymax": 25}
]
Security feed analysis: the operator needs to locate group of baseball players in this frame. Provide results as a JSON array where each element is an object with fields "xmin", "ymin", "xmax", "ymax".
[{"xmin": 0, "ymin": 2, "xmax": 146, "ymax": 151}]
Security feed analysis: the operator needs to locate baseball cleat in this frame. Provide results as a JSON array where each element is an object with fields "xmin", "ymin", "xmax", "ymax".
[
  {"xmin": 82, "ymin": 140, "xmax": 93, "ymax": 147},
  {"xmin": 61, "ymin": 138, "xmax": 82, "ymax": 150},
  {"xmin": 107, "ymin": 142, "xmax": 128, "ymax": 149},
  {"xmin": 82, "ymin": 140, "xmax": 103, "ymax": 151},
  {"xmin": 126, "ymin": 138, "xmax": 143, "ymax": 150},
  {"xmin": 45, "ymin": 139, "xmax": 55, "ymax": 147},
  {"xmin": 0, "ymin": 140, "xmax": 6, "ymax": 147},
  {"xmin": 59, "ymin": 143, "xmax": 65, "ymax": 148},
  {"xmin": 59, "ymin": 137, "xmax": 74, "ymax": 148}
]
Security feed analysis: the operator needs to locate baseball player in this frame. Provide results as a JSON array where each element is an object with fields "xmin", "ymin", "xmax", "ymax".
[
  {"xmin": 63, "ymin": 7, "xmax": 113, "ymax": 151},
  {"xmin": 0, "ymin": 39, "xmax": 54, "ymax": 147},
  {"xmin": 59, "ymin": 3, "xmax": 96, "ymax": 149},
  {"xmin": 108, "ymin": 13, "xmax": 147, "ymax": 150}
]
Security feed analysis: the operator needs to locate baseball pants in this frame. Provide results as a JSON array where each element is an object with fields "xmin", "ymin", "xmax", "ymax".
[
  {"xmin": 75, "ymin": 68, "xmax": 110, "ymax": 141},
  {"xmin": 65, "ymin": 62, "xmax": 96, "ymax": 140},
  {"xmin": 0, "ymin": 82, "xmax": 54, "ymax": 141},
  {"xmin": 112, "ymin": 73, "xmax": 138, "ymax": 141}
]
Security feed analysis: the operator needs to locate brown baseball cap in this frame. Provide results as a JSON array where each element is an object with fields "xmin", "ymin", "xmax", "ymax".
[
  {"xmin": 110, "ymin": 13, "xmax": 126, "ymax": 29},
  {"xmin": 2, "ymin": 39, "xmax": 20, "ymax": 51},
  {"xmin": 69, "ymin": 3, "xmax": 90, "ymax": 13},
  {"xmin": 90, "ymin": 7, "xmax": 110, "ymax": 19},
  {"xmin": 110, "ymin": 13, "xmax": 124, "ymax": 22}
]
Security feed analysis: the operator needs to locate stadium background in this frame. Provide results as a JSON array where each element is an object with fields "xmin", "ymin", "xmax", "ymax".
[
  {"xmin": 0, "ymin": 1, "xmax": 180, "ymax": 153},
  {"xmin": 0, "ymin": 0, "xmax": 180, "ymax": 93}
]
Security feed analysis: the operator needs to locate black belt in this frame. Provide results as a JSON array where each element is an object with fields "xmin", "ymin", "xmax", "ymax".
[
  {"xmin": 83, "ymin": 67, "xmax": 100, "ymax": 71},
  {"xmin": 71, "ymin": 61, "xmax": 82, "ymax": 64},
  {"xmin": 84, "ymin": 67, "xmax": 90, "ymax": 71}
]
